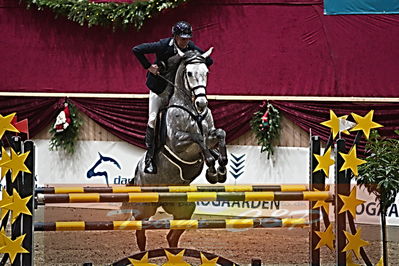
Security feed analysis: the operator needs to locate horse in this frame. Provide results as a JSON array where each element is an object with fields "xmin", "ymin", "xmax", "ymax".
[{"xmin": 124, "ymin": 47, "xmax": 228, "ymax": 251}]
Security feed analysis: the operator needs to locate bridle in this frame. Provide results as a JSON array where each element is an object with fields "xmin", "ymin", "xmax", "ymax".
[
  {"xmin": 162, "ymin": 54, "xmax": 209, "ymax": 135},
  {"xmin": 158, "ymin": 54, "xmax": 208, "ymax": 103},
  {"xmin": 182, "ymin": 56, "xmax": 208, "ymax": 101}
]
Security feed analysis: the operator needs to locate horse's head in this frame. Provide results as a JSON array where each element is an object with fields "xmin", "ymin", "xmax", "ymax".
[{"xmin": 175, "ymin": 47, "xmax": 213, "ymax": 114}]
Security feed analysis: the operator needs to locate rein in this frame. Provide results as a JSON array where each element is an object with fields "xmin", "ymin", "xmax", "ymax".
[{"xmin": 167, "ymin": 105, "xmax": 208, "ymax": 135}]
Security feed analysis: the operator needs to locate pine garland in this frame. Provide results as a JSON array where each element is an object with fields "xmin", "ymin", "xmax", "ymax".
[
  {"xmin": 250, "ymin": 102, "xmax": 281, "ymax": 159},
  {"xmin": 49, "ymin": 102, "xmax": 82, "ymax": 155},
  {"xmin": 23, "ymin": 0, "xmax": 190, "ymax": 30}
]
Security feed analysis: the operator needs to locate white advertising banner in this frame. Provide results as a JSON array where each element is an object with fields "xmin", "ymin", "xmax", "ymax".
[
  {"xmin": 34, "ymin": 140, "xmax": 310, "ymax": 186},
  {"xmin": 24, "ymin": 140, "xmax": 398, "ymax": 225},
  {"xmin": 355, "ymin": 187, "xmax": 399, "ymax": 226}
]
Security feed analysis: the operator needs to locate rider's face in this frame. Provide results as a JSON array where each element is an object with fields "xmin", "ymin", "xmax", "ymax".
[{"xmin": 175, "ymin": 36, "xmax": 191, "ymax": 49}]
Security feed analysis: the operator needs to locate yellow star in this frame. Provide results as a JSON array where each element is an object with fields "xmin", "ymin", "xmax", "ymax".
[
  {"xmin": 314, "ymin": 224, "xmax": 335, "ymax": 250},
  {"xmin": 313, "ymin": 185, "xmax": 331, "ymax": 214},
  {"xmin": 0, "ymin": 113, "xmax": 19, "ymax": 139},
  {"xmin": 128, "ymin": 252, "xmax": 157, "ymax": 266},
  {"xmin": 199, "ymin": 252, "xmax": 219, "ymax": 266},
  {"xmin": 0, "ymin": 232, "xmax": 29, "ymax": 263},
  {"xmin": 320, "ymin": 110, "xmax": 340, "ymax": 138},
  {"xmin": 350, "ymin": 110, "xmax": 383, "ymax": 139},
  {"xmin": 338, "ymin": 187, "xmax": 365, "ymax": 219},
  {"xmin": 163, "ymin": 250, "xmax": 190, "ymax": 266},
  {"xmin": 376, "ymin": 256, "xmax": 384, "ymax": 266},
  {"xmin": 0, "ymin": 189, "xmax": 13, "ymax": 220},
  {"xmin": 339, "ymin": 146, "xmax": 366, "ymax": 176},
  {"xmin": 342, "ymin": 227, "xmax": 369, "ymax": 259},
  {"xmin": 313, "ymin": 147, "xmax": 335, "ymax": 177},
  {"xmin": 0, "ymin": 147, "xmax": 11, "ymax": 179},
  {"xmin": 1, "ymin": 149, "xmax": 31, "ymax": 182},
  {"xmin": 346, "ymin": 252, "xmax": 361, "ymax": 266},
  {"xmin": 6, "ymin": 189, "xmax": 32, "ymax": 223}
]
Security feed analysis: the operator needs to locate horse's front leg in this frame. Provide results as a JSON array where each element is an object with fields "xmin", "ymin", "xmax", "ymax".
[
  {"xmin": 209, "ymin": 128, "xmax": 228, "ymax": 183},
  {"xmin": 173, "ymin": 131, "xmax": 218, "ymax": 183}
]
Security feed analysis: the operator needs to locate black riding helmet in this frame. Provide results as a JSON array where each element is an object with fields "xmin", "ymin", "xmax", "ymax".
[{"xmin": 172, "ymin": 21, "xmax": 192, "ymax": 38}]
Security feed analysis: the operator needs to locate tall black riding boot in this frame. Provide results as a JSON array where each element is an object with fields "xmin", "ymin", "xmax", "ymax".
[{"xmin": 144, "ymin": 126, "xmax": 157, "ymax": 174}]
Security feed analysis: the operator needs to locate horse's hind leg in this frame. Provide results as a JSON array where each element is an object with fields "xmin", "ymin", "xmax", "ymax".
[
  {"xmin": 167, "ymin": 229, "xmax": 186, "ymax": 248},
  {"xmin": 132, "ymin": 203, "xmax": 158, "ymax": 251},
  {"xmin": 164, "ymin": 202, "xmax": 195, "ymax": 248},
  {"xmin": 136, "ymin": 227, "xmax": 147, "ymax": 251}
]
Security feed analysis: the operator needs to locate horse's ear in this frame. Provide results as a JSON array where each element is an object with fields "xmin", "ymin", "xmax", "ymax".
[
  {"xmin": 176, "ymin": 46, "xmax": 185, "ymax": 57},
  {"xmin": 201, "ymin": 47, "xmax": 213, "ymax": 58},
  {"xmin": 98, "ymin": 152, "xmax": 103, "ymax": 159}
]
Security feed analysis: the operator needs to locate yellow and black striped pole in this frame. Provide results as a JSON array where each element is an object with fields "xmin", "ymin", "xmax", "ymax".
[
  {"xmin": 36, "ymin": 191, "xmax": 332, "ymax": 204},
  {"xmin": 35, "ymin": 184, "xmax": 308, "ymax": 194},
  {"xmin": 34, "ymin": 218, "xmax": 308, "ymax": 231}
]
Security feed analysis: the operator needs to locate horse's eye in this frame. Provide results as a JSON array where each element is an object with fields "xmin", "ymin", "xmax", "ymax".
[{"xmin": 187, "ymin": 72, "xmax": 193, "ymax": 77}]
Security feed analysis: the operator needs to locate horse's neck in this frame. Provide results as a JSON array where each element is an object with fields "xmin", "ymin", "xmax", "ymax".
[
  {"xmin": 168, "ymin": 63, "xmax": 195, "ymax": 110},
  {"xmin": 169, "ymin": 88, "xmax": 191, "ymax": 107}
]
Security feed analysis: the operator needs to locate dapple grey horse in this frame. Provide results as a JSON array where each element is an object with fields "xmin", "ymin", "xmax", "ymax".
[{"xmin": 124, "ymin": 47, "xmax": 228, "ymax": 251}]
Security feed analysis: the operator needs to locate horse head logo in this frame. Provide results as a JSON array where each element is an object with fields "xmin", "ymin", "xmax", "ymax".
[{"xmin": 86, "ymin": 153, "xmax": 121, "ymax": 187}]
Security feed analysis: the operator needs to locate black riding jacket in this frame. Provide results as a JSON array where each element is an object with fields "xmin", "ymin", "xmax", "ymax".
[{"xmin": 132, "ymin": 37, "xmax": 213, "ymax": 94}]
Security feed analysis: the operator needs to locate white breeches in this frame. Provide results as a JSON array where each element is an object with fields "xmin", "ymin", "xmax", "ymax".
[{"xmin": 148, "ymin": 89, "xmax": 171, "ymax": 128}]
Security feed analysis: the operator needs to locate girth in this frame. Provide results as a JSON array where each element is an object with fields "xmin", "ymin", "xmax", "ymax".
[{"xmin": 161, "ymin": 145, "xmax": 204, "ymax": 182}]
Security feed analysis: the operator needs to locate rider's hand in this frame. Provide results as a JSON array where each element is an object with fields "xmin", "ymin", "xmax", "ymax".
[{"xmin": 148, "ymin": 64, "xmax": 159, "ymax": 75}]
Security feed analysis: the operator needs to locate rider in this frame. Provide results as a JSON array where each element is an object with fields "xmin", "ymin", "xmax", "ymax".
[{"xmin": 132, "ymin": 21, "xmax": 213, "ymax": 174}]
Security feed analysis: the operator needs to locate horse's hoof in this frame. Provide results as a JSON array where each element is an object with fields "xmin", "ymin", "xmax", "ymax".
[
  {"xmin": 206, "ymin": 169, "xmax": 218, "ymax": 184},
  {"xmin": 217, "ymin": 166, "xmax": 227, "ymax": 183}
]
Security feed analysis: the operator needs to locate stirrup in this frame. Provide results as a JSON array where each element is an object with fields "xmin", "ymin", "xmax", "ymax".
[{"xmin": 144, "ymin": 161, "xmax": 157, "ymax": 174}]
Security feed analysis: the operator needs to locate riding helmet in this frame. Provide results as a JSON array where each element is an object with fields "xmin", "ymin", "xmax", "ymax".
[{"xmin": 172, "ymin": 21, "xmax": 192, "ymax": 38}]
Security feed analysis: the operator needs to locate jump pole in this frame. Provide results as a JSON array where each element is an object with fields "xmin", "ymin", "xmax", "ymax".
[
  {"xmin": 35, "ymin": 191, "xmax": 332, "ymax": 204},
  {"xmin": 34, "ymin": 217, "xmax": 308, "ymax": 231}
]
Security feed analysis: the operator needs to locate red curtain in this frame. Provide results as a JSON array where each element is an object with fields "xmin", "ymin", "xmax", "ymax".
[
  {"xmin": 1, "ymin": 0, "xmax": 399, "ymax": 97},
  {"xmin": 1, "ymin": 97, "xmax": 398, "ymax": 152}
]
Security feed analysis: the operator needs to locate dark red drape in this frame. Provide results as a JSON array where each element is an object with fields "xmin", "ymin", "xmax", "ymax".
[
  {"xmin": 1, "ymin": 97, "xmax": 398, "ymax": 152},
  {"xmin": 71, "ymin": 98, "xmax": 260, "ymax": 148},
  {"xmin": 271, "ymin": 101, "xmax": 399, "ymax": 152}
]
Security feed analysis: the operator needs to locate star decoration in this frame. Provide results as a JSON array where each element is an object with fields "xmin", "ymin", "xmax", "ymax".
[
  {"xmin": 0, "ymin": 147, "xmax": 11, "ymax": 179},
  {"xmin": 128, "ymin": 252, "xmax": 157, "ymax": 266},
  {"xmin": 346, "ymin": 252, "xmax": 361, "ymax": 266},
  {"xmin": 338, "ymin": 187, "xmax": 365, "ymax": 219},
  {"xmin": 314, "ymin": 224, "xmax": 335, "ymax": 250},
  {"xmin": 313, "ymin": 185, "xmax": 331, "ymax": 214},
  {"xmin": 0, "ymin": 232, "xmax": 29, "ymax": 263},
  {"xmin": 0, "ymin": 113, "xmax": 19, "ymax": 139},
  {"xmin": 320, "ymin": 110, "xmax": 341, "ymax": 138},
  {"xmin": 313, "ymin": 147, "xmax": 335, "ymax": 177},
  {"xmin": 6, "ymin": 189, "xmax": 32, "ymax": 223},
  {"xmin": 339, "ymin": 146, "xmax": 366, "ymax": 176},
  {"xmin": 163, "ymin": 250, "xmax": 190, "ymax": 266},
  {"xmin": 350, "ymin": 110, "xmax": 383, "ymax": 139},
  {"xmin": 1, "ymin": 149, "xmax": 31, "ymax": 182},
  {"xmin": 199, "ymin": 253, "xmax": 219, "ymax": 266},
  {"xmin": 342, "ymin": 227, "xmax": 369, "ymax": 259},
  {"xmin": 376, "ymin": 256, "xmax": 384, "ymax": 266},
  {"xmin": 0, "ymin": 189, "xmax": 14, "ymax": 220}
]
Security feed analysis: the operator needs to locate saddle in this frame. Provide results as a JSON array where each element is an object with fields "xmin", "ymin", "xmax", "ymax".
[{"xmin": 154, "ymin": 108, "xmax": 204, "ymax": 182}]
